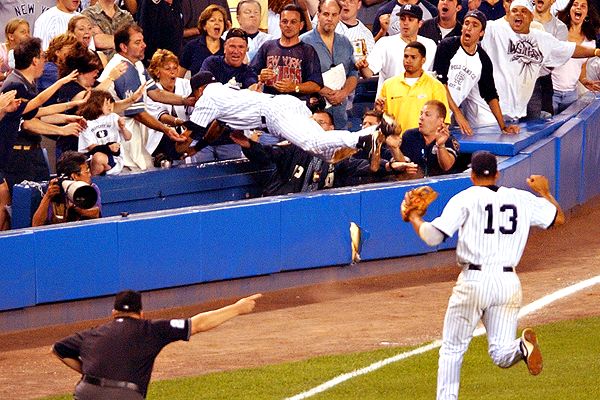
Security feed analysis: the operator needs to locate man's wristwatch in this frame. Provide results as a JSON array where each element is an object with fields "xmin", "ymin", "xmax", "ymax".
[{"xmin": 294, "ymin": 85, "xmax": 300, "ymax": 93}]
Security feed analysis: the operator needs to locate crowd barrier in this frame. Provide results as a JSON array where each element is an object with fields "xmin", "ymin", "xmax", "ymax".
[{"xmin": 1, "ymin": 93, "xmax": 598, "ymax": 313}]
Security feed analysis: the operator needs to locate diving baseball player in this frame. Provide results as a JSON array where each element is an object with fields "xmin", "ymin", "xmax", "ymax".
[
  {"xmin": 186, "ymin": 71, "xmax": 397, "ymax": 164},
  {"xmin": 404, "ymin": 151, "xmax": 565, "ymax": 399}
]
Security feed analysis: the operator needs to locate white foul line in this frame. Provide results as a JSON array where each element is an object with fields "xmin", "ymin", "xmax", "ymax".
[{"xmin": 285, "ymin": 274, "xmax": 600, "ymax": 400}]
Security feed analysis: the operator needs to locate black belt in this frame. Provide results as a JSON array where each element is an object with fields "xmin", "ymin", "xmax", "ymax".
[
  {"xmin": 468, "ymin": 264, "xmax": 514, "ymax": 273},
  {"xmin": 82, "ymin": 374, "xmax": 141, "ymax": 393}
]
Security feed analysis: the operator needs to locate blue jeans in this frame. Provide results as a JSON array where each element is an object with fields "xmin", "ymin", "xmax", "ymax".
[{"xmin": 553, "ymin": 89, "xmax": 578, "ymax": 115}]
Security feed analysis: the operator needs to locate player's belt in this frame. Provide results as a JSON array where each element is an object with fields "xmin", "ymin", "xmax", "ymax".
[
  {"xmin": 468, "ymin": 264, "xmax": 514, "ymax": 273},
  {"xmin": 82, "ymin": 374, "xmax": 141, "ymax": 393}
]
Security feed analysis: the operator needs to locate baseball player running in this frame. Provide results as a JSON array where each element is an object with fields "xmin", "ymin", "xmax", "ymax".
[
  {"xmin": 404, "ymin": 151, "xmax": 565, "ymax": 399},
  {"xmin": 186, "ymin": 71, "xmax": 398, "ymax": 164}
]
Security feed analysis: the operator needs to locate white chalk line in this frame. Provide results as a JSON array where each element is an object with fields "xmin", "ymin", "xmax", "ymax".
[{"xmin": 285, "ymin": 274, "xmax": 600, "ymax": 400}]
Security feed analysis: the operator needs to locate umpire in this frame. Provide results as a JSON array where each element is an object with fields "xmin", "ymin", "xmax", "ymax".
[{"xmin": 52, "ymin": 290, "xmax": 261, "ymax": 399}]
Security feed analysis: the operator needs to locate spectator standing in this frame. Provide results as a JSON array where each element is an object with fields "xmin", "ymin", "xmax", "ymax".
[
  {"xmin": 400, "ymin": 100, "xmax": 459, "ymax": 176},
  {"xmin": 301, "ymin": 0, "xmax": 359, "ymax": 129},
  {"xmin": 356, "ymin": 4, "xmax": 437, "ymax": 96},
  {"xmin": 82, "ymin": 0, "xmax": 135, "ymax": 61},
  {"xmin": 235, "ymin": 0, "xmax": 274, "ymax": 62},
  {"xmin": 137, "ymin": 0, "xmax": 184, "ymax": 65},
  {"xmin": 1, "ymin": 19, "xmax": 30, "ymax": 82},
  {"xmin": 552, "ymin": 0, "xmax": 600, "ymax": 113},
  {"xmin": 181, "ymin": 0, "xmax": 231, "ymax": 44},
  {"xmin": 377, "ymin": 40, "xmax": 449, "ymax": 132},
  {"xmin": 529, "ymin": 0, "xmax": 569, "ymax": 119},
  {"xmin": 433, "ymin": 10, "xmax": 519, "ymax": 134},
  {"xmin": 33, "ymin": 0, "xmax": 82, "ymax": 50},
  {"xmin": 179, "ymin": 5, "xmax": 229, "ymax": 77},
  {"xmin": 336, "ymin": 0, "xmax": 375, "ymax": 60},
  {"xmin": 371, "ymin": 0, "xmax": 438, "ymax": 39},
  {"xmin": 419, "ymin": 0, "xmax": 463, "ymax": 44},
  {"xmin": 250, "ymin": 4, "xmax": 323, "ymax": 99},
  {"xmin": 53, "ymin": 289, "xmax": 261, "ymax": 400},
  {"xmin": 480, "ymin": 0, "xmax": 600, "ymax": 122}
]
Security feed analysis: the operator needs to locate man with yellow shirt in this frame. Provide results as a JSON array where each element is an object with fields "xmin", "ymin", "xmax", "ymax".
[{"xmin": 376, "ymin": 40, "xmax": 449, "ymax": 133}]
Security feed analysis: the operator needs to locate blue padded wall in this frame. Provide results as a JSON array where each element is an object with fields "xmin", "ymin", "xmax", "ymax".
[
  {"xmin": 117, "ymin": 209, "xmax": 203, "ymax": 291},
  {"xmin": 34, "ymin": 221, "xmax": 120, "ymax": 303},
  {"xmin": 280, "ymin": 191, "xmax": 361, "ymax": 270},
  {"xmin": 0, "ymin": 231, "xmax": 36, "ymax": 310},
  {"xmin": 359, "ymin": 181, "xmax": 433, "ymax": 260},
  {"xmin": 579, "ymin": 99, "xmax": 600, "ymax": 203},
  {"xmin": 497, "ymin": 154, "xmax": 531, "ymax": 191},
  {"xmin": 551, "ymin": 118, "xmax": 584, "ymax": 210},
  {"xmin": 199, "ymin": 199, "xmax": 281, "ymax": 281}
]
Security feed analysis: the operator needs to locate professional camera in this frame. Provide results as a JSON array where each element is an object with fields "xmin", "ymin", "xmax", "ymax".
[{"xmin": 51, "ymin": 175, "xmax": 98, "ymax": 209}]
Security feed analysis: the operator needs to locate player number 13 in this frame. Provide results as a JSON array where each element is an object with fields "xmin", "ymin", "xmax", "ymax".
[{"xmin": 483, "ymin": 204, "xmax": 517, "ymax": 234}]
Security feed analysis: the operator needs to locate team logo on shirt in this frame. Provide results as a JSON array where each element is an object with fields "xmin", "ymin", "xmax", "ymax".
[{"xmin": 507, "ymin": 38, "xmax": 543, "ymax": 80}]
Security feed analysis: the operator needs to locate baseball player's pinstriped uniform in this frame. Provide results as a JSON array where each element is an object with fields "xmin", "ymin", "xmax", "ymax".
[
  {"xmin": 190, "ymin": 82, "xmax": 375, "ymax": 162},
  {"xmin": 430, "ymin": 185, "xmax": 557, "ymax": 399}
]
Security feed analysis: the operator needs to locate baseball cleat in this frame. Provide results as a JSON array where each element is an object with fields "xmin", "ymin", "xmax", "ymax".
[
  {"xmin": 378, "ymin": 113, "xmax": 399, "ymax": 137},
  {"xmin": 521, "ymin": 328, "xmax": 543, "ymax": 376}
]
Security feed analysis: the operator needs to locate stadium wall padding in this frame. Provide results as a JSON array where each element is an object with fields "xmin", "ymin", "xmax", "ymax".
[{"xmin": 1, "ymin": 94, "xmax": 599, "ymax": 312}]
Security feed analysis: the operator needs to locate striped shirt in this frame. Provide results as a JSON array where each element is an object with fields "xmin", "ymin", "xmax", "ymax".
[{"xmin": 431, "ymin": 185, "xmax": 557, "ymax": 269}]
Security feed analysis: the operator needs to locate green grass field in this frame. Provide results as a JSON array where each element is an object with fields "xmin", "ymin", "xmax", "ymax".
[{"xmin": 43, "ymin": 316, "xmax": 600, "ymax": 399}]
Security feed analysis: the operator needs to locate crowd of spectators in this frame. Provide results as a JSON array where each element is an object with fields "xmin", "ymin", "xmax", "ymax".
[{"xmin": 0, "ymin": 0, "xmax": 599, "ymax": 230}]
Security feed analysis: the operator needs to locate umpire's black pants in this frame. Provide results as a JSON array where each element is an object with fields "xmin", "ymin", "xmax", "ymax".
[{"xmin": 74, "ymin": 381, "xmax": 144, "ymax": 400}]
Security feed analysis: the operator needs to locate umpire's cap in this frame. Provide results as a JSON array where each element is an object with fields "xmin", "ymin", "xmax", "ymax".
[
  {"xmin": 114, "ymin": 290, "xmax": 142, "ymax": 313},
  {"xmin": 190, "ymin": 71, "xmax": 217, "ymax": 91},
  {"xmin": 470, "ymin": 151, "xmax": 497, "ymax": 177}
]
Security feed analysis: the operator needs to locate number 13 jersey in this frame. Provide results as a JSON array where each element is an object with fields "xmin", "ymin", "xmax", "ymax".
[{"xmin": 431, "ymin": 185, "xmax": 557, "ymax": 269}]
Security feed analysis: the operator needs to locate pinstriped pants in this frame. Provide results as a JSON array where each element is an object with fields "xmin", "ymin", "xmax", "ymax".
[
  {"xmin": 437, "ymin": 268, "xmax": 524, "ymax": 400},
  {"xmin": 261, "ymin": 95, "xmax": 374, "ymax": 162}
]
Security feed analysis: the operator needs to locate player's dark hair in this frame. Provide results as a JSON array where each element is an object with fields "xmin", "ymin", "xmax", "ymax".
[
  {"xmin": 114, "ymin": 23, "xmax": 143, "ymax": 54},
  {"xmin": 424, "ymin": 99, "xmax": 447, "ymax": 120},
  {"xmin": 57, "ymin": 151, "xmax": 88, "ymax": 176},
  {"xmin": 13, "ymin": 37, "xmax": 42, "ymax": 70},
  {"xmin": 313, "ymin": 110, "xmax": 334, "ymax": 126},
  {"xmin": 557, "ymin": 0, "xmax": 600, "ymax": 41},
  {"xmin": 77, "ymin": 90, "xmax": 115, "ymax": 121},
  {"xmin": 406, "ymin": 41, "xmax": 427, "ymax": 58},
  {"xmin": 363, "ymin": 109, "xmax": 383, "ymax": 122}
]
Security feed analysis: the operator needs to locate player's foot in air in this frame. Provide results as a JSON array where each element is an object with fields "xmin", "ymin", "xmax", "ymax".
[
  {"xmin": 356, "ymin": 129, "xmax": 384, "ymax": 168},
  {"xmin": 520, "ymin": 328, "xmax": 543, "ymax": 375},
  {"xmin": 378, "ymin": 113, "xmax": 400, "ymax": 137}
]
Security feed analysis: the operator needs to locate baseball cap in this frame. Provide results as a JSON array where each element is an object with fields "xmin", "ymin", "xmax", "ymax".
[
  {"xmin": 510, "ymin": 0, "xmax": 534, "ymax": 13},
  {"xmin": 470, "ymin": 151, "xmax": 497, "ymax": 177},
  {"xmin": 464, "ymin": 10, "xmax": 487, "ymax": 31},
  {"xmin": 114, "ymin": 290, "xmax": 142, "ymax": 313},
  {"xmin": 190, "ymin": 71, "xmax": 217, "ymax": 91},
  {"xmin": 397, "ymin": 4, "xmax": 423, "ymax": 21}
]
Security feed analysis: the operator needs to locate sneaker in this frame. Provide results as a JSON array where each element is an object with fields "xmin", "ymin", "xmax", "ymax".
[
  {"xmin": 356, "ymin": 129, "xmax": 384, "ymax": 167},
  {"xmin": 378, "ymin": 113, "xmax": 399, "ymax": 137},
  {"xmin": 521, "ymin": 328, "xmax": 543, "ymax": 375}
]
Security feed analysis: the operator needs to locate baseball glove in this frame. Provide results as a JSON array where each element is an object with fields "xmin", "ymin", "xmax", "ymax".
[{"xmin": 400, "ymin": 186, "xmax": 438, "ymax": 222}]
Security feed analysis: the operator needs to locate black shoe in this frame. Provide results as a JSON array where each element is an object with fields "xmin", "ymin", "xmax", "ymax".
[
  {"xmin": 357, "ymin": 129, "xmax": 383, "ymax": 162},
  {"xmin": 378, "ymin": 113, "xmax": 399, "ymax": 137}
]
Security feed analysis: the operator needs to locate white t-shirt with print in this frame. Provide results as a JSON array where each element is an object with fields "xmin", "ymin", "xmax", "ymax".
[{"xmin": 79, "ymin": 113, "xmax": 125, "ymax": 175}]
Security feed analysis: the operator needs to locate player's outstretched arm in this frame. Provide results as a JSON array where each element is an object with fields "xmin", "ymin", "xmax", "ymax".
[
  {"xmin": 526, "ymin": 175, "xmax": 566, "ymax": 226},
  {"xmin": 190, "ymin": 294, "xmax": 262, "ymax": 335}
]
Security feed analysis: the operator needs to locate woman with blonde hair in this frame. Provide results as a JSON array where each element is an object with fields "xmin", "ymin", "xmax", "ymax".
[
  {"xmin": 0, "ymin": 18, "xmax": 30, "ymax": 81},
  {"xmin": 179, "ymin": 4, "xmax": 230, "ymax": 77},
  {"xmin": 68, "ymin": 15, "xmax": 108, "ymax": 67},
  {"xmin": 146, "ymin": 49, "xmax": 192, "ymax": 162}
]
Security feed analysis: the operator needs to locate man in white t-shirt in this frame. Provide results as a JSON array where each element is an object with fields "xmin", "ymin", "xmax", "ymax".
[
  {"xmin": 33, "ymin": 0, "xmax": 81, "ymax": 50},
  {"xmin": 356, "ymin": 4, "xmax": 437, "ymax": 96},
  {"xmin": 479, "ymin": 0, "xmax": 600, "ymax": 121}
]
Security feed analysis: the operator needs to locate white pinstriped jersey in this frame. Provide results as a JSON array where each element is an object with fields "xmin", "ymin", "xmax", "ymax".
[{"xmin": 431, "ymin": 185, "xmax": 557, "ymax": 269}]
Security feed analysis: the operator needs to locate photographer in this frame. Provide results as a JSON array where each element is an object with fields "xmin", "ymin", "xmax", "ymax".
[{"xmin": 32, "ymin": 152, "xmax": 101, "ymax": 227}]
